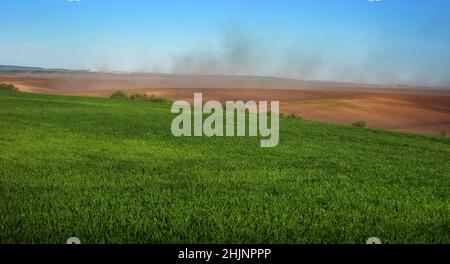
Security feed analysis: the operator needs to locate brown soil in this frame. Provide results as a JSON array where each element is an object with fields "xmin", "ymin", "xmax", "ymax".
[{"xmin": 1, "ymin": 73, "xmax": 449, "ymax": 136}]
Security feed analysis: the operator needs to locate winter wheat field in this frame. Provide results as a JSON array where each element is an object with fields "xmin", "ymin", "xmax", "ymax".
[{"xmin": 0, "ymin": 80, "xmax": 449, "ymax": 244}]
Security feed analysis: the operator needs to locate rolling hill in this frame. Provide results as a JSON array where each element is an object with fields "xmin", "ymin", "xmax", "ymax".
[{"xmin": 0, "ymin": 89, "xmax": 449, "ymax": 243}]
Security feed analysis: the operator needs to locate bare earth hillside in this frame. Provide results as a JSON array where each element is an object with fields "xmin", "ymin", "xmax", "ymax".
[{"xmin": 1, "ymin": 73, "xmax": 449, "ymax": 136}]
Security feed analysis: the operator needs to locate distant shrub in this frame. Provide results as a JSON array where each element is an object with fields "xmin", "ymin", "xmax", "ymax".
[
  {"xmin": 115, "ymin": 91, "xmax": 172, "ymax": 104},
  {"xmin": 0, "ymin": 83, "xmax": 19, "ymax": 92},
  {"xmin": 110, "ymin": 90, "xmax": 129, "ymax": 100},
  {"xmin": 147, "ymin": 94, "xmax": 172, "ymax": 104},
  {"xmin": 352, "ymin": 120, "xmax": 367, "ymax": 128},
  {"xmin": 440, "ymin": 129, "xmax": 448, "ymax": 138},
  {"xmin": 130, "ymin": 93, "xmax": 172, "ymax": 103},
  {"xmin": 279, "ymin": 113, "xmax": 286, "ymax": 118},
  {"xmin": 287, "ymin": 113, "xmax": 303, "ymax": 120},
  {"xmin": 129, "ymin": 93, "xmax": 143, "ymax": 101}
]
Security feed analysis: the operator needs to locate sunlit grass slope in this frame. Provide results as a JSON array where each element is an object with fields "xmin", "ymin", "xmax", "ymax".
[{"xmin": 0, "ymin": 90, "xmax": 449, "ymax": 244}]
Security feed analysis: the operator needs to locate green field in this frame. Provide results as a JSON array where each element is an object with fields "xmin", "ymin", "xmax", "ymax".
[{"xmin": 0, "ymin": 89, "xmax": 449, "ymax": 244}]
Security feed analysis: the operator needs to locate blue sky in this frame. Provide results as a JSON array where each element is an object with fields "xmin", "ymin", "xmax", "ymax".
[{"xmin": 1, "ymin": 0, "xmax": 450, "ymax": 86}]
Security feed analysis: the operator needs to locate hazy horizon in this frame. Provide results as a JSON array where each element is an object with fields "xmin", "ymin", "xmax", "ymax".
[{"xmin": 1, "ymin": 0, "xmax": 450, "ymax": 87}]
